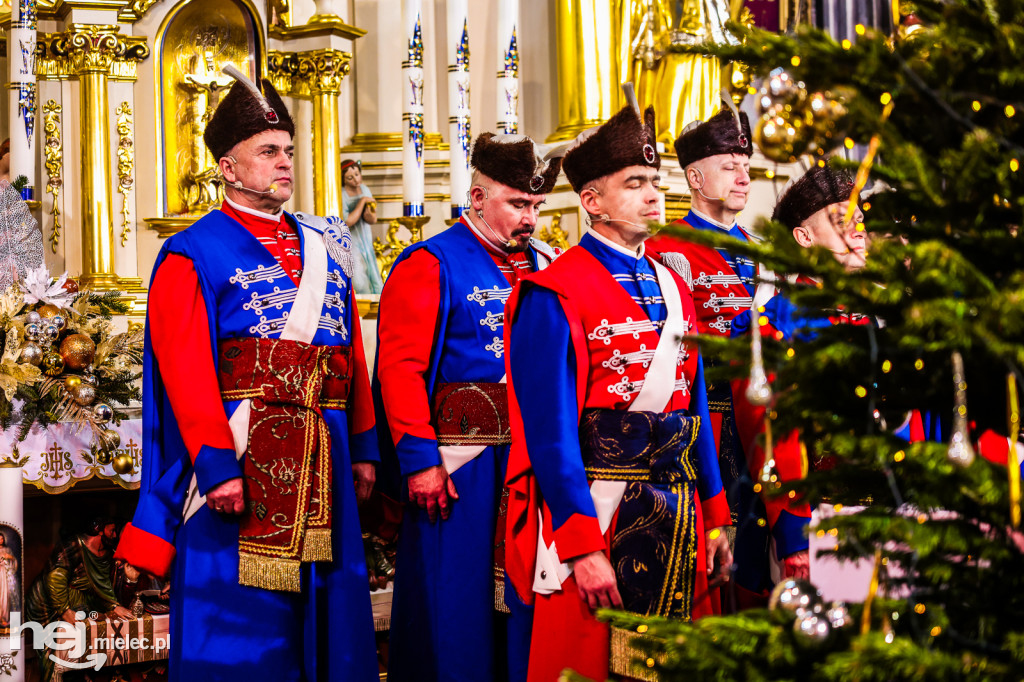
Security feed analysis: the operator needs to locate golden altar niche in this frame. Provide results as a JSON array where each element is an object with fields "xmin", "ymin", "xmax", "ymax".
[
  {"xmin": 154, "ymin": 0, "xmax": 264, "ymax": 218},
  {"xmin": 549, "ymin": 0, "xmax": 751, "ymax": 147}
]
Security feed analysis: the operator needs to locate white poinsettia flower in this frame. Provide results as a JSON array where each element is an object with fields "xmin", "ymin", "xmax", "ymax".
[{"xmin": 20, "ymin": 266, "xmax": 74, "ymax": 309}]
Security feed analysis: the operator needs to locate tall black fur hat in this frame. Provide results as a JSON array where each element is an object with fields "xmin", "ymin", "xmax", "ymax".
[
  {"xmin": 470, "ymin": 133, "xmax": 563, "ymax": 194},
  {"xmin": 772, "ymin": 165, "xmax": 856, "ymax": 229},
  {"xmin": 674, "ymin": 107, "xmax": 753, "ymax": 169},
  {"xmin": 204, "ymin": 65, "xmax": 295, "ymax": 161},
  {"xmin": 561, "ymin": 104, "xmax": 661, "ymax": 193}
]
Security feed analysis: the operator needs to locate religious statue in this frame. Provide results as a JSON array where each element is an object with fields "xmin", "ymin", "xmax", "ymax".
[
  {"xmin": 618, "ymin": 0, "xmax": 741, "ymax": 144},
  {"xmin": 179, "ymin": 51, "xmax": 235, "ymax": 213}
]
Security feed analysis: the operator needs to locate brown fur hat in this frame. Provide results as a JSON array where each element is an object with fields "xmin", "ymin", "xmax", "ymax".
[
  {"xmin": 674, "ymin": 108, "xmax": 753, "ymax": 169},
  {"xmin": 470, "ymin": 133, "xmax": 563, "ymax": 194},
  {"xmin": 772, "ymin": 164, "xmax": 855, "ymax": 229},
  {"xmin": 204, "ymin": 77, "xmax": 295, "ymax": 161},
  {"xmin": 561, "ymin": 105, "xmax": 661, "ymax": 193}
]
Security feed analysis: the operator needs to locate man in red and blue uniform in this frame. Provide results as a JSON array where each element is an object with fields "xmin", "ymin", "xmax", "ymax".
[
  {"xmin": 646, "ymin": 107, "xmax": 797, "ymax": 600},
  {"xmin": 504, "ymin": 102, "xmax": 732, "ymax": 682},
  {"xmin": 374, "ymin": 133, "xmax": 563, "ymax": 682},
  {"xmin": 115, "ymin": 70, "xmax": 379, "ymax": 681}
]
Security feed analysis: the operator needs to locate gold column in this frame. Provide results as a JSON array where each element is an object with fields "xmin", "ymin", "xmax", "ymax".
[
  {"xmin": 49, "ymin": 25, "xmax": 150, "ymax": 291},
  {"xmin": 300, "ymin": 49, "xmax": 350, "ymax": 217},
  {"xmin": 547, "ymin": 0, "xmax": 621, "ymax": 142},
  {"xmin": 270, "ymin": 48, "xmax": 352, "ymax": 217}
]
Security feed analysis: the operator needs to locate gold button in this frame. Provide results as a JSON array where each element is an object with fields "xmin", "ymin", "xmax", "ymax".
[{"xmin": 674, "ymin": 591, "xmax": 683, "ymax": 600}]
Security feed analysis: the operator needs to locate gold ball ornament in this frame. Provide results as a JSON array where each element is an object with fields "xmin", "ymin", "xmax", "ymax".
[
  {"xmin": 806, "ymin": 91, "xmax": 849, "ymax": 148},
  {"xmin": 40, "ymin": 351, "xmax": 65, "ymax": 376},
  {"xmin": 64, "ymin": 375, "xmax": 82, "ymax": 391},
  {"xmin": 755, "ymin": 110, "xmax": 810, "ymax": 163},
  {"xmin": 70, "ymin": 382, "xmax": 97, "ymax": 406},
  {"xmin": 96, "ymin": 449, "xmax": 114, "ymax": 465},
  {"xmin": 37, "ymin": 304, "xmax": 60, "ymax": 319},
  {"xmin": 60, "ymin": 334, "xmax": 96, "ymax": 370},
  {"xmin": 112, "ymin": 453, "xmax": 134, "ymax": 475},
  {"xmin": 99, "ymin": 428, "xmax": 121, "ymax": 452}
]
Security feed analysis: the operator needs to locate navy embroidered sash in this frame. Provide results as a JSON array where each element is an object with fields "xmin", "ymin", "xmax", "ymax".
[{"xmin": 579, "ymin": 408, "xmax": 701, "ymax": 619}]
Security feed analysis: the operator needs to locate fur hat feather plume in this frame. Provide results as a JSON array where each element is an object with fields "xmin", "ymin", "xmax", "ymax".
[{"xmin": 203, "ymin": 66, "xmax": 295, "ymax": 161}]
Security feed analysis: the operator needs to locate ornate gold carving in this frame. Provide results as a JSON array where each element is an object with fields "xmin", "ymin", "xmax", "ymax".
[
  {"xmin": 115, "ymin": 101, "xmax": 135, "ymax": 246},
  {"xmin": 268, "ymin": 49, "xmax": 351, "ymax": 98},
  {"xmin": 156, "ymin": 0, "xmax": 260, "ymax": 216},
  {"xmin": 373, "ymin": 216, "xmax": 428, "ymax": 281},
  {"xmin": 267, "ymin": 50, "xmax": 299, "ymax": 97},
  {"xmin": 299, "ymin": 48, "xmax": 350, "ymax": 95},
  {"xmin": 43, "ymin": 99, "xmax": 63, "ymax": 254},
  {"xmin": 538, "ymin": 213, "xmax": 570, "ymax": 251},
  {"xmin": 36, "ymin": 26, "xmax": 149, "ymax": 81}
]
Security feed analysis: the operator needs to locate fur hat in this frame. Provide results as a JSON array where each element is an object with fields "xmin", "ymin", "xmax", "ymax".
[
  {"xmin": 560, "ymin": 104, "xmax": 661, "ymax": 193},
  {"xmin": 470, "ymin": 133, "xmax": 563, "ymax": 194},
  {"xmin": 772, "ymin": 165, "xmax": 856, "ymax": 229},
  {"xmin": 674, "ymin": 107, "xmax": 753, "ymax": 169},
  {"xmin": 204, "ymin": 66, "xmax": 295, "ymax": 161}
]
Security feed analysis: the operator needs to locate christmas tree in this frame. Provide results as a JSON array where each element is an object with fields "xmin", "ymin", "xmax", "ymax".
[{"xmin": 594, "ymin": 1, "xmax": 1024, "ymax": 679}]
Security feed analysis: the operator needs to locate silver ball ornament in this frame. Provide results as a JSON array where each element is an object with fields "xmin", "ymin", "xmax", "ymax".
[
  {"xmin": 758, "ymin": 67, "xmax": 806, "ymax": 113},
  {"xmin": 769, "ymin": 579, "xmax": 821, "ymax": 623},
  {"xmin": 25, "ymin": 323, "xmax": 41, "ymax": 340},
  {"xmin": 20, "ymin": 343, "xmax": 44, "ymax": 366},
  {"xmin": 44, "ymin": 324, "xmax": 60, "ymax": 342},
  {"xmin": 52, "ymin": 314, "xmax": 67, "ymax": 331},
  {"xmin": 826, "ymin": 601, "xmax": 852, "ymax": 630},
  {"xmin": 25, "ymin": 311, "xmax": 41, "ymax": 325},
  {"xmin": 93, "ymin": 403, "xmax": 114, "ymax": 424},
  {"xmin": 793, "ymin": 611, "xmax": 833, "ymax": 650}
]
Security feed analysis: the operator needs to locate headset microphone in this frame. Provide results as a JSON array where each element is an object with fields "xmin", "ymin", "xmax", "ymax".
[
  {"xmin": 476, "ymin": 209, "xmax": 518, "ymax": 250},
  {"xmin": 597, "ymin": 214, "xmax": 649, "ymax": 230},
  {"xmin": 690, "ymin": 168, "xmax": 727, "ymax": 203},
  {"xmin": 231, "ymin": 180, "xmax": 279, "ymax": 196}
]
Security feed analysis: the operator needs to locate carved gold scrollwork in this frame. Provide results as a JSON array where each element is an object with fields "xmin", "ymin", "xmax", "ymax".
[
  {"xmin": 298, "ymin": 48, "xmax": 351, "ymax": 95},
  {"xmin": 37, "ymin": 25, "xmax": 150, "ymax": 81},
  {"xmin": 373, "ymin": 216, "xmax": 427, "ymax": 281},
  {"xmin": 538, "ymin": 212, "xmax": 570, "ymax": 252},
  {"xmin": 115, "ymin": 102, "xmax": 135, "ymax": 246},
  {"xmin": 268, "ymin": 48, "xmax": 351, "ymax": 99},
  {"xmin": 43, "ymin": 100, "xmax": 63, "ymax": 254},
  {"xmin": 267, "ymin": 50, "xmax": 300, "ymax": 98}
]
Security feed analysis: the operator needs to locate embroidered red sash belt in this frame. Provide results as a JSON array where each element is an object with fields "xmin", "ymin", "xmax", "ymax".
[
  {"xmin": 431, "ymin": 381, "xmax": 511, "ymax": 446},
  {"xmin": 217, "ymin": 337, "xmax": 352, "ymax": 592}
]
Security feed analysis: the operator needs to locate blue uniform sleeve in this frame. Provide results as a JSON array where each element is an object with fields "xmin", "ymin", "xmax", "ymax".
[{"xmin": 509, "ymin": 285, "xmax": 605, "ymax": 560}]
